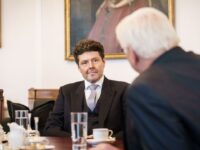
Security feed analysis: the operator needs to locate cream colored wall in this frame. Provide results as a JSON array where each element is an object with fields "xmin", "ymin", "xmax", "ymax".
[
  {"xmin": 176, "ymin": 0, "xmax": 200, "ymax": 52},
  {"xmin": 0, "ymin": 0, "xmax": 200, "ymax": 105}
]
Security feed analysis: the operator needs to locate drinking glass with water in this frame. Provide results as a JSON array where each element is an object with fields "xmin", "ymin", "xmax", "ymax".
[
  {"xmin": 15, "ymin": 110, "xmax": 28, "ymax": 129},
  {"xmin": 71, "ymin": 112, "xmax": 88, "ymax": 150}
]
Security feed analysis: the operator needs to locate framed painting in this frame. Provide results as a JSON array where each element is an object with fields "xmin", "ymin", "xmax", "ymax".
[{"xmin": 65, "ymin": 0, "xmax": 175, "ymax": 60}]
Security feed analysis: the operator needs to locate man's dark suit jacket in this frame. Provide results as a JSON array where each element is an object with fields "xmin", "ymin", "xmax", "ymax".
[
  {"xmin": 125, "ymin": 47, "xmax": 200, "ymax": 150},
  {"xmin": 43, "ymin": 77, "xmax": 129, "ymax": 137}
]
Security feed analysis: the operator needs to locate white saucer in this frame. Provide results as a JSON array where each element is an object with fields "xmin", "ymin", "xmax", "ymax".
[
  {"xmin": 87, "ymin": 137, "xmax": 116, "ymax": 145},
  {"xmin": 20, "ymin": 145, "xmax": 55, "ymax": 150},
  {"xmin": 27, "ymin": 136, "xmax": 47, "ymax": 143},
  {"xmin": 44, "ymin": 145, "xmax": 55, "ymax": 149}
]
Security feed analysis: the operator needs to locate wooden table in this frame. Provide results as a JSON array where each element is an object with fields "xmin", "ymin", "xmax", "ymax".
[{"xmin": 46, "ymin": 137, "xmax": 124, "ymax": 150}]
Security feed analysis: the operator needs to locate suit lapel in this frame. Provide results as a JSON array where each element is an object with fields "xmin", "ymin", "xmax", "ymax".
[
  {"xmin": 70, "ymin": 82, "xmax": 85, "ymax": 112},
  {"xmin": 98, "ymin": 78, "xmax": 116, "ymax": 126},
  {"xmin": 69, "ymin": 79, "xmax": 116, "ymax": 126}
]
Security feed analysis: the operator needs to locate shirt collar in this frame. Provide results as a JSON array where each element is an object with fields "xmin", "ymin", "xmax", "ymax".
[{"xmin": 84, "ymin": 75, "xmax": 104, "ymax": 89}]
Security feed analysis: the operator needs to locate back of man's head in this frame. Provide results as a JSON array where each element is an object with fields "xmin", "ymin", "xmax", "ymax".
[{"xmin": 116, "ymin": 7, "xmax": 179, "ymax": 59}]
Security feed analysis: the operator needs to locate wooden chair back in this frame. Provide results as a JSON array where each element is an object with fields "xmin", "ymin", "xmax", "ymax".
[
  {"xmin": 0, "ymin": 89, "xmax": 4, "ymax": 122},
  {"xmin": 28, "ymin": 88, "xmax": 59, "ymax": 109}
]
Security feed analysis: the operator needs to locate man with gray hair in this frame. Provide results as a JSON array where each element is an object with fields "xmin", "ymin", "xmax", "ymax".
[{"xmin": 90, "ymin": 7, "xmax": 200, "ymax": 150}]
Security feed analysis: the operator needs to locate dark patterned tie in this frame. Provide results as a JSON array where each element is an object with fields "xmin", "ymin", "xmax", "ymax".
[{"xmin": 87, "ymin": 84, "xmax": 98, "ymax": 111}]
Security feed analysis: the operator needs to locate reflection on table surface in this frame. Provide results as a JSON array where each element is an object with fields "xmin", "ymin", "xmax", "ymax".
[{"xmin": 46, "ymin": 136, "xmax": 124, "ymax": 150}]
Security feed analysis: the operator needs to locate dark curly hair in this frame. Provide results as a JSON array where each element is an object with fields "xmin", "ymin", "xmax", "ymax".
[{"xmin": 73, "ymin": 39, "xmax": 104, "ymax": 64}]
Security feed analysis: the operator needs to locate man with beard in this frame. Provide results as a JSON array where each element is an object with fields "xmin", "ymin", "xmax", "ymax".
[{"xmin": 43, "ymin": 39, "xmax": 129, "ymax": 138}]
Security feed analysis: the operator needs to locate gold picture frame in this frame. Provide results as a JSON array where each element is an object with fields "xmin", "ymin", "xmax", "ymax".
[{"xmin": 65, "ymin": 0, "xmax": 175, "ymax": 60}]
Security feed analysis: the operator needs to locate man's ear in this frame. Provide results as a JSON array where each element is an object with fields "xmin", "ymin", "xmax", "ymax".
[
  {"xmin": 77, "ymin": 64, "xmax": 81, "ymax": 70},
  {"xmin": 127, "ymin": 48, "xmax": 139, "ymax": 71},
  {"xmin": 127, "ymin": 49, "xmax": 135, "ymax": 64},
  {"xmin": 102, "ymin": 58, "xmax": 105, "ymax": 64}
]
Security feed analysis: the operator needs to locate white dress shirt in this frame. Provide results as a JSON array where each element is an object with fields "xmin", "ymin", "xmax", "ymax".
[{"xmin": 84, "ymin": 76, "xmax": 104, "ymax": 103}]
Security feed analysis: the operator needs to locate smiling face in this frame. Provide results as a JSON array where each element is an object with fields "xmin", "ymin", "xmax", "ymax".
[{"xmin": 78, "ymin": 51, "xmax": 105, "ymax": 83}]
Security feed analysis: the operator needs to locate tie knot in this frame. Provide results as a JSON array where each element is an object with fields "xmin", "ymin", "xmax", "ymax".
[{"xmin": 88, "ymin": 84, "xmax": 98, "ymax": 90}]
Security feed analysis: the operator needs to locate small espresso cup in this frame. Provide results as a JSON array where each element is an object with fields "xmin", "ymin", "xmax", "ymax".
[{"xmin": 93, "ymin": 128, "xmax": 113, "ymax": 140}]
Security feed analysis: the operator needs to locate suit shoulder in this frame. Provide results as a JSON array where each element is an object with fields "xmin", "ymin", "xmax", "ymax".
[
  {"xmin": 60, "ymin": 81, "xmax": 83, "ymax": 91},
  {"xmin": 109, "ymin": 80, "xmax": 130, "ymax": 88}
]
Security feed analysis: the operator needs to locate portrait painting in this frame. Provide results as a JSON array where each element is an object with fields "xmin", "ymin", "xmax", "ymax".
[{"xmin": 65, "ymin": 0, "xmax": 174, "ymax": 60}]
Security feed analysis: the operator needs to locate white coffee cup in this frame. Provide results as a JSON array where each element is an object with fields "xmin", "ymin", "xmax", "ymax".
[{"xmin": 93, "ymin": 128, "xmax": 113, "ymax": 140}]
